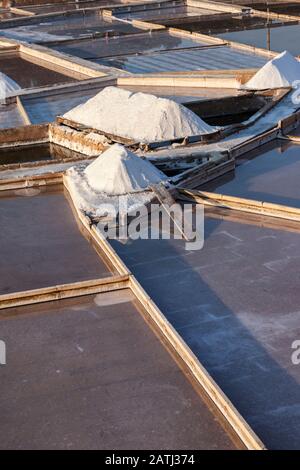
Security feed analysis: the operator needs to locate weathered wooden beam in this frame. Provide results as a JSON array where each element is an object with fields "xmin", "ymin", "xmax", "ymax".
[
  {"xmin": 129, "ymin": 275, "xmax": 265, "ymax": 450},
  {"xmin": 179, "ymin": 188, "xmax": 300, "ymax": 222},
  {"xmin": 63, "ymin": 173, "xmax": 266, "ymax": 450}
]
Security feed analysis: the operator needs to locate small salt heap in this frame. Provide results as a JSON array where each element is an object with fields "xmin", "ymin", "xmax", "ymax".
[
  {"xmin": 63, "ymin": 86, "xmax": 215, "ymax": 143},
  {"xmin": 84, "ymin": 143, "xmax": 166, "ymax": 195},
  {"xmin": 65, "ymin": 144, "xmax": 167, "ymax": 219},
  {"xmin": 244, "ymin": 51, "xmax": 300, "ymax": 90},
  {"xmin": 0, "ymin": 72, "xmax": 20, "ymax": 101}
]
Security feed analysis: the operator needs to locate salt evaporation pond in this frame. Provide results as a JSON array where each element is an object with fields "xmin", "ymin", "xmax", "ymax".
[{"xmin": 63, "ymin": 87, "xmax": 215, "ymax": 143}]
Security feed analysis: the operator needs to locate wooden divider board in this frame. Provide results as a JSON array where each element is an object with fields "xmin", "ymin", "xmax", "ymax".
[
  {"xmin": 62, "ymin": 172, "xmax": 266, "ymax": 450},
  {"xmin": 0, "ymin": 159, "xmax": 267, "ymax": 449}
]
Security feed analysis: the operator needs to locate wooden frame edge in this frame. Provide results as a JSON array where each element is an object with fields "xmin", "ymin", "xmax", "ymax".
[{"xmin": 0, "ymin": 275, "xmax": 130, "ymax": 310}]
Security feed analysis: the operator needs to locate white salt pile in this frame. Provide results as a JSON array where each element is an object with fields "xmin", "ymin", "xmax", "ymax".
[
  {"xmin": 244, "ymin": 51, "xmax": 300, "ymax": 90},
  {"xmin": 84, "ymin": 143, "xmax": 166, "ymax": 195},
  {"xmin": 65, "ymin": 144, "xmax": 167, "ymax": 219},
  {"xmin": 63, "ymin": 86, "xmax": 215, "ymax": 143},
  {"xmin": 0, "ymin": 72, "xmax": 20, "ymax": 100}
]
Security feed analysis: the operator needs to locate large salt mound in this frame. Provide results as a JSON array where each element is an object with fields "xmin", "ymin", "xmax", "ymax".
[
  {"xmin": 84, "ymin": 143, "xmax": 166, "ymax": 195},
  {"xmin": 0, "ymin": 72, "xmax": 20, "ymax": 100},
  {"xmin": 245, "ymin": 51, "xmax": 300, "ymax": 90},
  {"xmin": 64, "ymin": 86, "xmax": 215, "ymax": 143}
]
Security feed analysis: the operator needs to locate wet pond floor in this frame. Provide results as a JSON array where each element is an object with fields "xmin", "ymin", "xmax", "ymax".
[
  {"xmin": 164, "ymin": 14, "xmax": 284, "ymax": 33},
  {"xmin": 0, "ymin": 12, "xmax": 144, "ymax": 43},
  {"xmin": 21, "ymin": 85, "xmax": 104, "ymax": 124},
  {"xmin": 51, "ymin": 30, "xmax": 209, "ymax": 60},
  {"xmin": 0, "ymin": 290, "xmax": 237, "ymax": 450},
  {"xmin": 110, "ymin": 207, "xmax": 300, "ymax": 449},
  {"xmin": 20, "ymin": 84, "xmax": 244, "ymax": 126},
  {"xmin": 201, "ymin": 139, "xmax": 300, "ymax": 208},
  {"xmin": 216, "ymin": 23, "xmax": 300, "ymax": 56},
  {"xmin": 0, "ymin": 186, "xmax": 113, "ymax": 295},
  {"xmin": 19, "ymin": 0, "xmax": 122, "ymax": 14}
]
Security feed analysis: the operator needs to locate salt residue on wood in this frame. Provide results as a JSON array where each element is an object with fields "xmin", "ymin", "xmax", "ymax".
[
  {"xmin": 0, "ymin": 72, "xmax": 21, "ymax": 100},
  {"xmin": 244, "ymin": 51, "xmax": 300, "ymax": 90},
  {"xmin": 65, "ymin": 144, "xmax": 167, "ymax": 219},
  {"xmin": 63, "ymin": 86, "xmax": 215, "ymax": 144}
]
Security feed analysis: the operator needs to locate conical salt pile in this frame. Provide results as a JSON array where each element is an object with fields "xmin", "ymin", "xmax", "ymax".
[
  {"xmin": 0, "ymin": 72, "xmax": 21, "ymax": 100},
  {"xmin": 245, "ymin": 51, "xmax": 300, "ymax": 90},
  {"xmin": 64, "ymin": 86, "xmax": 215, "ymax": 143},
  {"xmin": 84, "ymin": 144, "xmax": 166, "ymax": 195}
]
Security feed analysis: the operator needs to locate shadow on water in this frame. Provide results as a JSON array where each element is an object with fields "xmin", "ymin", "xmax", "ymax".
[
  {"xmin": 0, "ymin": 55, "xmax": 74, "ymax": 88},
  {"xmin": 110, "ymin": 205, "xmax": 300, "ymax": 449}
]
